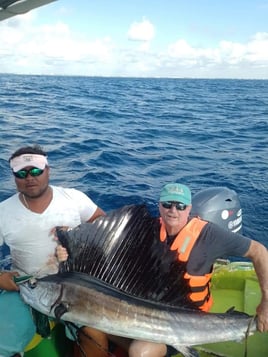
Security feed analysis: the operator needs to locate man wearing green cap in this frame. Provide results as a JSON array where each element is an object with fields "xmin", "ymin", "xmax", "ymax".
[{"xmin": 120, "ymin": 182, "xmax": 268, "ymax": 357}]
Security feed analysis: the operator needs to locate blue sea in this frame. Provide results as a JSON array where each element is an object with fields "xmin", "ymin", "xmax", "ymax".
[{"xmin": 0, "ymin": 74, "xmax": 267, "ymax": 248}]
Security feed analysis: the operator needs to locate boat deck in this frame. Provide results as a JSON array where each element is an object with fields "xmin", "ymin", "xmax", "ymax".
[{"xmin": 195, "ymin": 262, "xmax": 266, "ymax": 357}]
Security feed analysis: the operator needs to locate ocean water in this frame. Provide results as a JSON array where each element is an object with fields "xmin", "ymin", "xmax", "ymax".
[{"xmin": 0, "ymin": 74, "xmax": 267, "ymax": 248}]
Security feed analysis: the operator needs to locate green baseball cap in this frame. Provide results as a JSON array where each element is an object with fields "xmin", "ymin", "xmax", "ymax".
[{"xmin": 159, "ymin": 183, "xmax": 191, "ymax": 205}]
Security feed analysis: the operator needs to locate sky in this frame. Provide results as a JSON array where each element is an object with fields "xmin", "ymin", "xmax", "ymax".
[{"xmin": 0, "ymin": 0, "xmax": 268, "ymax": 79}]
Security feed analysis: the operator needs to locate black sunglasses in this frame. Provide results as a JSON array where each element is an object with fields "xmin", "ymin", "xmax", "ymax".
[
  {"xmin": 161, "ymin": 201, "xmax": 187, "ymax": 211},
  {"xmin": 13, "ymin": 167, "xmax": 44, "ymax": 179}
]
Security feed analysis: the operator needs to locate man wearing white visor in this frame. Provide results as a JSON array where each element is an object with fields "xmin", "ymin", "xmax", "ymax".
[{"xmin": 0, "ymin": 144, "xmax": 105, "ymax": 356}]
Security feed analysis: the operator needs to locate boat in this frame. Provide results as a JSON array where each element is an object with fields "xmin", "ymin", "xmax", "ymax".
[
  {"xmin": 197, "ymin": 260, "xmax": 266, "ymax": 357},
  {"xmin": 0, "ymin": 0, "xmax": 57, "ymax": 21}
]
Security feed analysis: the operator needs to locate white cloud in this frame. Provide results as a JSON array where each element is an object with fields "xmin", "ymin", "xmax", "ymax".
[
  {"xmin": 0, "ymin": 14, "xmax": 267, "ymax": 78},
  {"xmin": 218, "ymin": 41, "xmax": 246, "ymax": 64},
  {"xmin": 246, "ymin": 32, "xmax": 268, "ymax": 61},
  {"xmin": 0, "ymin": 17, "xmax": 114, "ymax": 74},
  {"xmin": 166, "ymin": 34, "xmax": 268, "ymax": 73},
  {"xmin": 127, "ymin": 18, "xmax": 155, "ymax": 42},
  {"xmin": 168, "ymin": 39, "xmax": 196, "ymax": 58}
]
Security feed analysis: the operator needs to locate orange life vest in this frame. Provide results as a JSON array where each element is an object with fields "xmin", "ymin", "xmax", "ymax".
[{"xmin": 159, "ymin": 217, "xmax": 213, "ymax": 312}]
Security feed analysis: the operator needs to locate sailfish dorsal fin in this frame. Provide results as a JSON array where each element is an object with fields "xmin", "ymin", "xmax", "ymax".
[{"xmin": 56, "ymin": 205, "xmax": 191, "ymax": 306}]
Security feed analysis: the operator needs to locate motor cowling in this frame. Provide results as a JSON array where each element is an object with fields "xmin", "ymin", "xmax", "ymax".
[{"xmin": 191, "ymin": 187, "xmax": 242, "ymax": 234}]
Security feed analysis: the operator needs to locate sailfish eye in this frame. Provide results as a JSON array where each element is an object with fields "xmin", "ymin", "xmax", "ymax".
[{"xmin": 28, "ymin": 277, "xmax": 37, "ymax": 289}]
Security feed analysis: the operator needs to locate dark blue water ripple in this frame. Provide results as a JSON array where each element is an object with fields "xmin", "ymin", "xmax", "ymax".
[{"xmin": 0, "ymin": 74, "xmax": 267, "ymax": 246}]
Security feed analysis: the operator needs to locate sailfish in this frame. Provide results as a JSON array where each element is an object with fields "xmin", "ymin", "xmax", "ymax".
[{"xmin": 19, "ymin": 205, "xmax": 257, "ymax": 357}]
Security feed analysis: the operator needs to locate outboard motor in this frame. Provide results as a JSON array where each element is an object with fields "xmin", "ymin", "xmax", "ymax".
[{"xmin": 191, "ymin": 187, "xmax": 242, "ymax": 234}]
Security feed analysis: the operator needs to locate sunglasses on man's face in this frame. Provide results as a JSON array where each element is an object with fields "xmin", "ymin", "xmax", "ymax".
[
  {"xmin": 13, "ymin": 167, "xmax": 44, "ymax": 179},
  {"xmin": 161, "ymin": 201, "xmax": 187, "ymax": 211}
]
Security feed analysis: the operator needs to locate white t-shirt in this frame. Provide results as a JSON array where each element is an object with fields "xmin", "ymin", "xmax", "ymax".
[{"xmin": 0, "ymin": 185, "xmax": 97, "ymax": 277}]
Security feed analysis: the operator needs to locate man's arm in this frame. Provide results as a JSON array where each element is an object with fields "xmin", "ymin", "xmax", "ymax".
[
  {"xmin": 87, "ymin": 206, "xmax": 105, "ymax": 223},
  {"xmin": 245, "ymin": 240, "xmax": 268, "ymax": 332}
]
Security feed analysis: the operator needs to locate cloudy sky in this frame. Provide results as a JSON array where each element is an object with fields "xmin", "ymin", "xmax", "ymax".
[{"xmin": 1, "ymin": 0, "xmax": 268, "ymax": 78}]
